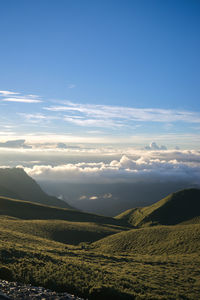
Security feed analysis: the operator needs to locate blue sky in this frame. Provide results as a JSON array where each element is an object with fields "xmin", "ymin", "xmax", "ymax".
[{"xmin": 0, "ymin": 0, "xmax": 200, "ymax": 148}]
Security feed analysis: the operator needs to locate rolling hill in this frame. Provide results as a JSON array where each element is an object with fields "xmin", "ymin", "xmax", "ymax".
[
  {"xmin": 0, "ymin": 196, "xmax": 127, "ymax": 226},
  {"xmin": 116, "ymin": 188, "xmax": 200, "ymax": 227},
  {"xmin": 0, "ymin": 188, "xmax": 200, "ymax": 299},
  {"xmin": 92, "ymin": 223, "xmax": 200, "ymax": 255},
  {"xmin": 0, "ymin": 168, "xmax": 72, "ymax": 209},
  {"xmin": 0, "ymin": 217, "xmax": 126, "ymax": 245}
]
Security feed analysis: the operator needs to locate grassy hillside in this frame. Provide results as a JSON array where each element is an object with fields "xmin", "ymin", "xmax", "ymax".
[
  {"xmin": 93, "ymin": 223, "xmax": 200, "ymax": 255},
  {"xmin": 0, "ymin": 189, "xmax": 200, "ymax": 299},
  {"xmin": 116, "ymin": 188, "xmax": 200, "ymax": 226},
  {"xmin": 0, "ymin": 168, "xmax": 72, "ymax": 209},
  {"xmin": 0, "ymin": 196, "xmax": 127, "ymax": 226},
  {"xmin": 0, "ymin": 218, "xmax": 200, "ymax": 299},
  {"xmin": 0, "ymin": 217, "xmax": 126, "ymax": 245}
]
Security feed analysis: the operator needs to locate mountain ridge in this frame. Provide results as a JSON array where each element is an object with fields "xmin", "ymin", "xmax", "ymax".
[
  {"xmin": 116, "ymin": 188, "xmax": 200, "ymax": 227},
  {"xmin": 0, "ymin": 195, "xmax": 127, "ymax": 227},
  {"xmin": 0, "ymin": 168, "xmax": 72, "ymax": 209}
]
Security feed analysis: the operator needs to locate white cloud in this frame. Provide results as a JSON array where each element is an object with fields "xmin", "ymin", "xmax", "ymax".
[
  {"xmin": 19, "ymin": 113, "xmax": 57, "ymax": 124},
  {"xmin": 103, "ymin": 193, "xmax": 112, "ymax": 199},
  {"xmin": 64, "ymin": 116, "xmax": 123, "ymax": 128},
  {"xmin": 144, "ymin": 142, "xmax": 167, "ymax": 150},
  {"xmin": 24, "ymin": 150, "xmax": 200, "ymax": 184},
  {"xmin": 0, "ymin": 90, "xmax": 19, "ymax": 96},
  {"xmin": 44, "ymin": 102, "xmax": 200, "ymax": 124},
  {"xmin": 3, "ymin": 97, "xmax": 42, "ymax": 103},
  {"xmin": 89, "ymin": 196, "xmax": 98, "ymax": 200}
]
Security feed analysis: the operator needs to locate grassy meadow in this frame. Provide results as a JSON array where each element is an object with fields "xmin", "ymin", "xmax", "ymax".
[{"xmin": 0, "ymin": 191, "xmax": 200, "ymax": 299}]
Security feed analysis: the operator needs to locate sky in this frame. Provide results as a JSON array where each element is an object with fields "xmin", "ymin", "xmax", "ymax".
[
  {"xmin": 0, "ymin": 0, "xmax": 200, "ymax": 149},
  {"xmin": 0, "ymin": 0, "xmax": 200, "ymax": 202}
]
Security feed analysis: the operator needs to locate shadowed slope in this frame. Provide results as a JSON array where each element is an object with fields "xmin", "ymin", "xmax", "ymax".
[
  {"xmin": 0, "ymin": 217, "xmax": 126, "ymax": 245},
  {"xmin": 0, "ymin": 196, "xmax": 126, "ymax": 226},
  {"xmin": 0, "ymin": 168, "xmax": 72, "ymax": 209},
  {"xmin": 116, "ymin": 188, "xmax": 200, "ymax": 226}
]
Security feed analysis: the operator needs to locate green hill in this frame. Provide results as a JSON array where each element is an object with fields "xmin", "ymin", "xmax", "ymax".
[
  {"xmin": 93, "ymin": 223, "xmax": 200, "ymax": 255},
  {"xmin": 0, "ymin": 217, "xmax": 126, "ymax": 245},
  {"xmin": 0, "ymin": 196, "xmax": 126, "ymax": 226},
  {"xmin": 0, "ymin": 168, "xmax": 72, "ymax": 209},
  {"xmin": 0, "ymin": 189, "xmax": 200, "ymax": 299},
  {"xmin": 116, "ymin": 188, "xmax": 200, "ymax": 226}
]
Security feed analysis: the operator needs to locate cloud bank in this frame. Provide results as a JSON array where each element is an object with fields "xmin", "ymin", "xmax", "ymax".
[
  {"xmin": 24, "ymin": 150, "xmax": 200, "ymax": 185},
  {"xmin": 0, "ymin": 139, "xmax": 31, "ymax": 149}
]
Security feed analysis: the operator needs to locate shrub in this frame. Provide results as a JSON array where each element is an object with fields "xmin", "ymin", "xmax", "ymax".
[
  {"xmin": 89, "ymin": 285, "xmax": 134, "ymax": 300},
  {"xmin": 0, "ymin": 266, "xmax": 14, "ymax": 281}
]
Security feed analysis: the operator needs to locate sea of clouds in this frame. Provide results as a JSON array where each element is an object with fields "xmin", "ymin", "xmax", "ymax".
[
  {"xmin": 23, "ymin": 149, "xmax": 200, "ymax": 185},
  {"xmin": 0, "ymin": 139, "xmax": 199, "ymax": 186}
]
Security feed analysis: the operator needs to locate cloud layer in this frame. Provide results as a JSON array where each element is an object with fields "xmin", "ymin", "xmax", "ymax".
[
  {"xmin": 24, "ymin": 150, "xmax": 200, "ymax": 185},
  {"xmin": 0, "ymin": 139, "xmax": 31, "ymax": 149}
]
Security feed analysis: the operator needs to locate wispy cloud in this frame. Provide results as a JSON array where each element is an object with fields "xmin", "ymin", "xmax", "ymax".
[
  {"xmin": 67, "ymin": 83, "xmax": 76, "ymax": 89},
  {"xmin": 0, "ymin": 90, "xmax": 19, "ymax": 96},
  {"xmin": 44, "ymin": 102, "xmax": 200, "ymax": 125},
  {"xmin": 0, "ymin": 131, "xmax": 15, "ymax": 136},
  {"xmin": 64, "ymin": 116, "xmax": 123, "ymax": 128},
  {"xmin": 0, "ymin": 90, "xmax": 43, "ymax": 103},
  {"xmin": 3, "ymin": 97, "xmax": 42, "ymax": 103}
]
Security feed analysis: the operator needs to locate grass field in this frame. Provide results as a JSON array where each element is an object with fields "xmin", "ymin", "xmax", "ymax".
[
  {"xmin": 93, "ymin": 223, "xmax": 200, "ymax": 255},
  {"xmin": 0, "ymin": 196, "xmax": 126, "ymax": 226},
  {"xmin": 0, "ymin": 190, "xmax": 200, "ymax": 299},
  {"xmin": 0, "ymin": 217, "xmax": 127, "ymax": 245}
]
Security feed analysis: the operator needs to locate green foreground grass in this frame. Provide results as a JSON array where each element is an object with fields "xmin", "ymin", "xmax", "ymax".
[
  {"xmin": 0, "ymin": 217, "xmax": 126, "ymax": 245},
  {"xmin": 0, "ymin": 217, "xmax": 200, "ymax": 299},
  {"xmin": 0, "ymin": 193, "xmax": 200, "ymax": 299},
  {"xmin": 93, "ymin": 223, "xmax": 200, "ymax": 255}
]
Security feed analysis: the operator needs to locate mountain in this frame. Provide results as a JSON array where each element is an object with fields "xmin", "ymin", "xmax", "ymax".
[
  {"xmin": 0, "ymin": 168, "xmax": 72, "ymax": 209},
  {"xmin": 116, "ymin": 188, "xmax": 200, "ymax": 227}
]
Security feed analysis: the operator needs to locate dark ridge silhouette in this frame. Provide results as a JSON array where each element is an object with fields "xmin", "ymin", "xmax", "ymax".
[{"xmin": 0, "ymin": 168, "xmax": 72, "ymax": 209}]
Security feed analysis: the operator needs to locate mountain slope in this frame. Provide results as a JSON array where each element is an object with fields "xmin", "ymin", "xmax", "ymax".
[
  {"xmin": 116, "ymin": 188, "xmax": 200, "ymax": 226},
  {"xmin": 0, "ymin": 196, "xmax": 127, "ymax": 226},
  {"xmin": 93, "ymin": 223, "xmax": 200, "ymax": 255},
  {"xmin": 0, "ymin": 168, "xmax": 72, "ymax": 209},
  {"xmin": 0, "ymin": 217, "xmax": 126, "ymax": 245}
]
